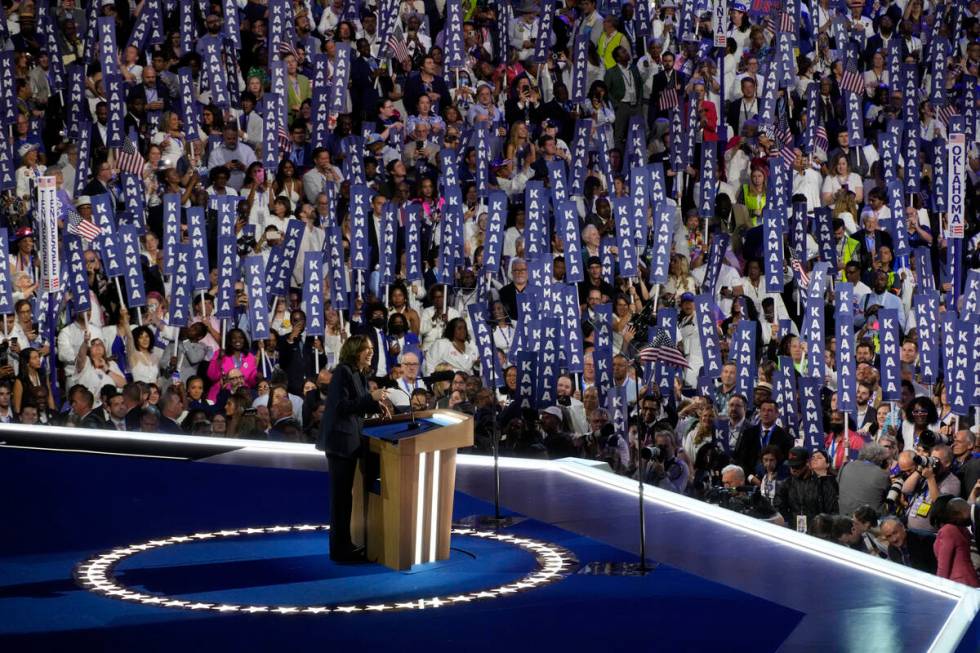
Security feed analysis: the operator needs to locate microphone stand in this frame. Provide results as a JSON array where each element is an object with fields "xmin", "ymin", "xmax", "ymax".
[
  {"xmin": 464, "ymin": 273, "xmax": 520, "ymax": 530},
  {"xmin": 384, "ymin": 384, "xmax": 420, "ymax": 430},
  {"xmin": 579, "ymin": 345, "xmax": 654, "ymax": 576}
]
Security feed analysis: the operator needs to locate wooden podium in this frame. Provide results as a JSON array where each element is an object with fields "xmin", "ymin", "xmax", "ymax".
[{"xmin": 351, "ymin": 410, "xmax": 473, "ymax": 571}]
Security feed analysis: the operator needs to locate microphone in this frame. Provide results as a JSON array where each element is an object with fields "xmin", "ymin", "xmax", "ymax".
[{"xmin": 384, "ymin": 385, "xmax": 419, "ymax": 429}]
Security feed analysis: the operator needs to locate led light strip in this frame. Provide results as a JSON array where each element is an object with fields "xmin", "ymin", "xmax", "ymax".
[{"xmin": 74, "ymin": 524, "xmax": 577, "ymax": 615}]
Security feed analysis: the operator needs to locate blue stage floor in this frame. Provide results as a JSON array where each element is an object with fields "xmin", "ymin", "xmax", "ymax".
[
  {"xmin": 1, "ymin": 448, "xmax": 802, "ymax": 652},
  {"xmin": 1, "ymin": 426, "xmax": 977, "ymax": 652}
]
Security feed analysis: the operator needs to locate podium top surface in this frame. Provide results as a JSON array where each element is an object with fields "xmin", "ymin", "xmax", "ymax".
[{"xmin": 364, "ymin": 413, "xmax": 461, "ymax": 443}]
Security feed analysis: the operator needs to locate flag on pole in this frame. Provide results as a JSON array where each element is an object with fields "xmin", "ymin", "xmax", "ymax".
[
  {"xmin": 658, "ymin": 87, "xmax": 678, "ymax": 111},
  {"xmin": 65, "ymin": 205, "xmax": 103, "ymax": 241},
  {"xmin": 638, "ymin": 329, "xmax": 691, "ymax": 368},
  {"xmin": 839, "ymin": 59, "xmax": 864, "ymax": 95},
  {"xmin": 386, "ymin": 32, "xmax": 410, "ymax": 64},
  {"xmin": 814, "ymin": 124, "xmax": 829, "ymax": 152},
  {"xmin": 791, "ymin": 257, "xmax": 810, "ymax": 288},
  {"xmin": 114, "ymin": 135, "xmax": 148, "ymax": 176}
]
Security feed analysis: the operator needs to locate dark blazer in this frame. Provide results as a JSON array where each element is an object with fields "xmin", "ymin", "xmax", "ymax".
[
  {"xmin": 79, "ymin": 410, "xmax": 108, "ymax": 430},
  {"xmin": 158, "ymin": 416, "xmax": 185, "ymax": 435},
  {"xmin": 853, "ymin": 228, "xmax": 894, "ymax": 265},
  {"xmin": 316, "ymin": 363, "xmax": 381, "ymax": 456},
  {"xmin": 277, "ymin": 334, "xmax": 327, "ymax": 396},
  {"xmin": 604, "ymin": 64, "xmax": 643, "ymax": 107},
  {"xmin": 126, "ymin": 82, "xmax": 173, "ymax": 113},
  {"xmin": 887, "ymin": 528, "xmax": 937, "ymax": 574},
  {"xmin": 734, "ymin": 423, "xmax": 793, "ymax": 478}
]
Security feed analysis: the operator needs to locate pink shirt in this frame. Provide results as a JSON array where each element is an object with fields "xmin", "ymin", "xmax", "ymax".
[{"xmin": 206, "ymin": 351, "xmax": 258, "ymax": 401}]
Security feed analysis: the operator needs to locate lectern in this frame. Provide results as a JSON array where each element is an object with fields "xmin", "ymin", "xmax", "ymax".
[{"xmin": 350, "ymin": 410, "xmax": 473, "ymax": 570}]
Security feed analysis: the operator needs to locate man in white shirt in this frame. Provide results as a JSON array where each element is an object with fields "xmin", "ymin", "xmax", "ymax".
[
  {"xmin": 302, "ymin": 147, "xmax": 343, "ymax": 203},
  {"xmin": 791, "ymin": 149, "xmax": 823, "ymax": 211},
  {"xmin": 390, "ymin": 350, "xmax": 426, "ymax": 409},
  {"xmin": 207, "ymin": 126, "xmax": 256, "ymax": 191}
]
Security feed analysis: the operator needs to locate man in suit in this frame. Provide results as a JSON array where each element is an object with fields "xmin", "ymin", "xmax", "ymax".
[
  {"xmin": 648, "ymin": 50, "xmax": 682, "ymax": 123},
  {"xmin": 725, "ymin": 77, "xmax": 761, "ymax": 136},
  {"xmin": 605, "ymin": 45, "xmax": 644, "ymax": 152},
  {"xmin": 82, "ymin": 159, "xmax": 121, "ymax": 209},
  {"xmin": 157, "ymin": 388, "xmax": 186, "ymax": 434},
  {"xmin": 852, "ymin": 209, "xmax": 894, "ymax": 268},
  {"xmin": 317, "ymin": 335, "xmax": 390, "ymax": 562},
  {"xmin": 852, "ymin": 381, "xmax": 877, "ymax": 432},
  {"xmin": 881, "ymin": 516, "xmax": 937, "ymax": 573},
  {"xmin": 125, "ymin": 66, "xmax": 172, "ymax": 122},
  {"xmin": 355, "ymin": 303, "xmax": 389, "ymax": 381},
  {"xmin": 278, "ymin": 309, "xmax": 328, "ymax": 396},
  {"xmin": 72, "ymin": 386, "xmax": 108, "ymax": 430},
  {"xmin": 863, "ymin": 15, "xmax": 898, "ymax": 68},
  {"xmin": 89, "ymin": 102, "xmax": 111, "ymax": 166},
  {"xmin": 734, "ymin": 399, "xmax": 793, "ymax": 478}
]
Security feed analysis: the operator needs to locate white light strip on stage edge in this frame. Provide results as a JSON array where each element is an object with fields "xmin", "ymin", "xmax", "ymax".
[{"xmin": 7, "ymin": 424, "xmax": 977, "ymax": 651}]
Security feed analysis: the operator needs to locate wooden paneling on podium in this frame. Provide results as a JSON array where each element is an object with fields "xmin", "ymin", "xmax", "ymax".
[{"xmin": 351, "ymin": 410, "xmax": 473, "ymax": 571}]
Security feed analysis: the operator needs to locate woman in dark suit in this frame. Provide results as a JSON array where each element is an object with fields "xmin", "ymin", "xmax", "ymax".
[{"xmin": 317, "ymin": 335, "xmax": 391, "ymax": 562}]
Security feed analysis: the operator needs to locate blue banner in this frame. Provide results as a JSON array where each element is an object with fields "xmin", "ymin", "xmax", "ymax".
[
  {"xmin": 349, "ymin": 184, "xmax": 373, "ymax": 270},
  {"xmin": 556, "ymin": 200, "xmax": 583, "ymax": 284},
  {"xmin": 835, "ymin": 282, "xmax": 856, "ymax": 412},
  {"xmin": 214, "ymin": 234, "xmax": 238, "ymax": 319},
  {"xmin": 517, "ymin": 350, "xmax": 538, "ymax": 410},
  {"xmin": 844, "ymin": 91, "xmax": 864, "ymax": 146},
  {"xmin": 559, "ymin": 283, "xmax": 584, "ymax": 373},
  {"xmin": 524, "ymin": 182, "xmax": 550, "ymax": 261},
  {"xmin": 695, "ymin": 294, "xmax": 722, "ymax": 379},
  {"xmin": 328, "ymin": 43, "xmax": 352, "ymax": 115},
  {"xmin": 168, "ymin": 243, "xmax": 193, "ymax": 327},
  {"xmin": 648, "ymin": 203, "xmax": 672, "ymax": 285},
  {"xmin": 325, "ymin": 224, "xmax": 349, "ymax": 310},
  {"xmin": 244, "ymin": 254, "xmax": 271, "ymax": 340},
  {"xmin": 310, "ymin": 54, "xmax": 331, "ymax": 149},
  {"xmin": 443, "ymin": 0, "xmax": 466, "ymax": 67},
  {"xmin": 943, "ymin": 315, "xmax": 971, "ymax": 416},
  {"xmin": 570, "ymin": 34, "xmax": 590, "ymax": 103},
  {"xmin": 0, "ymin": 229, "xmax": 12, "ymax": 314},
  {"xmin": 702, "ymin": 233, "xmax": 730, "ymax": 298},
  {"xmin": 698, "ymin": 141, "xmax": 717, "ymax": 218},
  {"xmin": 914, "ymin": 290, "xmax": 940, "ymax": 384},
  {"xmin": 878, "ymin": 307, "xmax": 901, "ymax": 401},
  {"xmin": 118, "ymin": 225, "xmax": 146, "ymax": 307},
  {"xmin": 97, "ymin": 18, "xmax": 121, "ymax": 78},
  {"xmin": 569, "ymin": 119, "xmax": 592, "ymax": 196},
  {"xmin": 64, "ymin": 234, "xmax": 90, "ymax": 315},
  {"xmin": 732, "ymin": 321, "xmax": 757, "ymax": 410},
  {"xmin": 95, "ymin": 232, "xmax": 124, "ymax": 279},
  {"xmin": 763, "ymin": 208, "xmax": 784, "ymax": 293},
  {"xmin": 798, "ymin": 377, "xmax": 825, "ymax": 451},
  {"xmin": 611, "ymin": 196, "xmax": 638, "ymax": 278},
  {"xmin": 775, "ymin": 355, "xmax": 800, "ymax": 426},
  {"xmin": 90, "ymin": 194, "xmax": 115, "ymax": 234},
  {"xmin": 186, "ymin": 208, "xmax": 210, "ymax": 292},
  {"xmin": 303, "ymin": 252, "xmax": 325, "ymax": 338},
  {"xmin": 403, "ymin": 203, "xmax": 423, "ymax": 282},
  {"xmin": 469, "ymin": 301, "xmax": 501, "ymax": 388},
  {"xmin": 378, "ymin": 202, "xmax": 398, "ymax": 286},
  {"xmin": 162, "ymin": 193, "xmax": 181, "ymax": 275},
  {"xmin": 535, "ymin": 318, "xmax": 561, "ymax": 407}
]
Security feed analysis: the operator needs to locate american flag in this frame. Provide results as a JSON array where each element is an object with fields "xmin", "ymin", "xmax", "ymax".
[
  {"xmin": 638, "ymin": 328, "xmax": 690, "ymax": 369},
  {"xmin": 814, "ymin": 124, "xmax": 829, "ymax": 153},
  {"xmin": 779, "ymin": 11, "xmax": 794, "ymax": 34},
  {"xmin": 278, "ymin": 124, "xmax": 292, "ymax": 154},
  {"xmin": 387, "ymin": 34, "xmax": 410, "ymax": 64},
  {"xmin": 792, "ymin": 258, "xmax": 810, "ymax": 289},
  {"xmin": 276, "ymin": 40, "xmax": 298, "ymax": 59},
  {"xmin": 774, "ymin": 142, "xmax": 797, "ymax": 168},
  {"xmin": 658, "ymin": 86, "xmax": 678, "ymax": 111},
  {"xmin": 936, "ymin": 104, "xmax": 959, "ymax": 128},
  {"xmin": 839, "ymin": 59, "xmax": 865, "ymax": 95},
  {"xmin": 65, "ymin": 205, "xmax": 102, "ymax": 241},
  {"xmin": 114, "ymin": 135, "xmax": 148, "ymax": 177}
]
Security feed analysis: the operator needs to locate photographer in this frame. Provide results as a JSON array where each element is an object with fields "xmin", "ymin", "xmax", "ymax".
[
  {"xmin": 706, "ymin": 464, "xmax": 781, "ymax": 523},
  {"xmin": 837, "ymin": 443, "xmax": 892, "ymax": 515},
  {"xmin": 556, "ymin": 374, "xmax": 589, "ymax": 436},
  {"xmin": 637, "ymin": 430, "xmax": 689, "ymax": 494},
  {"xmin": 901, "ymin": 445, "xmax": 961, "ymax": 533}
]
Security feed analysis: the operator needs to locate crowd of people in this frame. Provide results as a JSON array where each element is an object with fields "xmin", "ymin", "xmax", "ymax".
[{"xmin": 2, "ymin": 0, "xmax": 980, "ymax": 584}]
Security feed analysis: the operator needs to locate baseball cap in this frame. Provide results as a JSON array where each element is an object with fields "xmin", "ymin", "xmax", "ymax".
[
  {"xmin": 786, "ymin": 447, "xmax": 810, "ymax": 468},
  {"xmin": 541, "ymin": 406, "xmax": 563, "ymax": 420},
  {"xmin": 680, "ymin": 292, "xmax": 696, "ymax": 303}
]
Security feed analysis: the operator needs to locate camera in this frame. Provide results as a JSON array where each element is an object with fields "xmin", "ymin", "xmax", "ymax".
[
  {"xmin": 911, "ymin": 454, "xmax": 940, "ymax": 471},
  {"xmin": 628, "ymin": 299, "xmax": 658, "ymax": 333},
  {"xmin": 641, "ymin": 445, "xmax": 666, "ymax": 463},
  {"xmin": 557, "ymin": 395, "xmax": 571, "ymax": 407},
  {"xmin": 885, "ymin": 478, "xmax": 904, "ymax": 506}
]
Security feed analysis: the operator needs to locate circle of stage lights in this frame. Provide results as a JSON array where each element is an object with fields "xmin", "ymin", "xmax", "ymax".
[{"xmin": 74, "ymin": 524, "xmax": 578, "ymax": 615}]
